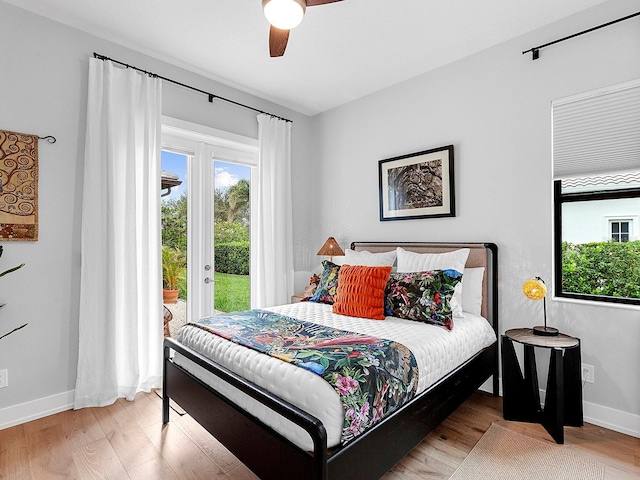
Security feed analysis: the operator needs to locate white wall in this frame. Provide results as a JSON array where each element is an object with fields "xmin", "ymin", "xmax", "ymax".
[
  {"xmin": 0, "ymin": 0, "xmax": 313, "ymax": 425},
  {"xmin": 309, "ymin": 0, "xmax": 640, "ymax": 435}
]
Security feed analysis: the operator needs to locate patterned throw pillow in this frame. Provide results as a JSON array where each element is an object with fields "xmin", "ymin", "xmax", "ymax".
[
  {"xmin": 332, "ymin": 265, "xmax": 393, "ymax": 320},
  {"xmin": 396, "ymin": 247, "xmax": 470, "ymax": 318},
  {"xmin": 308, "ymin": 260, "xmax": 341, "ymax": 304},
  {"xmin": 385, "ymin": 269, "xmax": 462, "ymax": 330}
]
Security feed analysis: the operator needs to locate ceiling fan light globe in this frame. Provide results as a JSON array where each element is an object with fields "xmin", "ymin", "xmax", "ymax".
[{"xmin": 263, "ymin": 0, "xmax": 306, "ymax": 30}]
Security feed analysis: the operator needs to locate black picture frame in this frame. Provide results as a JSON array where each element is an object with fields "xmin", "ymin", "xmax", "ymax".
[{"xmin": 378, "ymin": 145, "xmax": 455, "ymax": 221}]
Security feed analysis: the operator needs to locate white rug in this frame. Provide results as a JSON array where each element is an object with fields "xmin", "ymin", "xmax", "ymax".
[{"xmin": 450, "ymin": 423, "xmax": 605, "ymax": 480}]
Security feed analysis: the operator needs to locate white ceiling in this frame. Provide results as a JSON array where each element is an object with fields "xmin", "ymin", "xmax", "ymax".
[{"xmin": 5, "ymin": 0, "xmax": 610, "ymax": 116}]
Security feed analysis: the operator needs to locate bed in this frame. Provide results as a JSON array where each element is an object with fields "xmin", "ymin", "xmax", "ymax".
[{"xmin": 163, "ymin": 241, "xmax": 499, "ymax": 480}]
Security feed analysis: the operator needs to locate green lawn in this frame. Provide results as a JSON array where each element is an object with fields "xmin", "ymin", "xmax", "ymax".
[{"xmin": 214, "ymin": 272, "xmax": 250, "ymax": 313}]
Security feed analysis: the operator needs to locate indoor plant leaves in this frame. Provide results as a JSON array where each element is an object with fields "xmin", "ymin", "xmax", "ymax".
[{"xmin": 0, "ymin": 245, "xmax": 27, "ymax": 341}]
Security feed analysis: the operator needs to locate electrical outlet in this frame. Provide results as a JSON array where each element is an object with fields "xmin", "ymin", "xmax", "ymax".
[
  {"xmin": 582, "ymin": 363, "xmax": 594, "ymax": 384},
  {"xmin": 0, "ymin": 369, "xmax": 7, "ymax": 388}
]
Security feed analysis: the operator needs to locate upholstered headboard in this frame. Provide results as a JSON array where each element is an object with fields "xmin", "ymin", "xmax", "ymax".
[{"xmin": 350, "ymin": 242, "xmax": 498, "ymax": 333}]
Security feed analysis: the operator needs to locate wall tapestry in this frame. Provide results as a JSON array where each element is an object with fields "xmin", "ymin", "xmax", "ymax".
[
  {"xmin": 0, "ymin": 130, "xmax": 38, "ymax": 240},
  {"xmin": 378, "ymin": 144, "xmax": 455, "ymax": 221}
]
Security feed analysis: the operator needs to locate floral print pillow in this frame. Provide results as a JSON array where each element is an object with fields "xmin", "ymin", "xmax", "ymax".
[
  {"xmin": 385, "ymin": 269, "xmax": 462, "ymax": 330},
  {"xmin": 308, "ymin": 260, "xmax": 341, "ymax": 304}
]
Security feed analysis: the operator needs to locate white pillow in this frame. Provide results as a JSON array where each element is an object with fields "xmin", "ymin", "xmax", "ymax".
[
  {"xmin": 330, "ymin": 256, "xmax": 345, "ymax": 266},
  {"xmin": 396, "ymin": 247, "xmax": 470, "ymax": 317},
  {"xmin": 345, "ymin": 249, "xmax": 397, "ymax": 266},
  {"xmin": 396, "ymin": 247, "xmax": 469, "ymax": 272},
  {"xmin": 461, "ymin": 267, "xmax": 484, "ymax": 316}
]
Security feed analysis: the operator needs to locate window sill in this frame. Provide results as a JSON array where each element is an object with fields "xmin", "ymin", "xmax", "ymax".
[{"xmin": 553, "ymin": 295, "xmax": 640, "ymax": 311}]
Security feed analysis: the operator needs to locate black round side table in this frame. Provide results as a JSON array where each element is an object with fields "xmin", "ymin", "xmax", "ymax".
[{"xmin": 501, "ymin": 328, "xmax": 583, "ymax": 444}]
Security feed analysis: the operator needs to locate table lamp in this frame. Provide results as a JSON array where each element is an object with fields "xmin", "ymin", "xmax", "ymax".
[
  {"xmin": 522, "ymin": 277, "xmax": 558, "ymax": 336},
  {"xmin": 317, "ymin": 237, "xmax": 344, "ymax": 262}
]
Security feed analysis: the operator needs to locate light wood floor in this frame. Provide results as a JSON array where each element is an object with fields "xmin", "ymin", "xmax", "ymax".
[{"xmin": 1, "ymin": 390, "xmax": 639, "ymax": 479}]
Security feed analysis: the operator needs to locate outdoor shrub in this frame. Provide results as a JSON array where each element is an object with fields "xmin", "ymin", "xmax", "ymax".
[
  {"xmin": 214, "ymin": 221, "xmax": 249, "ymax": 244},
  {"xmin": 215, "ymin": 242, "xmax": 249, "ymax": 275},
  {"xmin": 562, "ymin": 241, "xmax": 640, "ymax": 298},
  {"xmin": 161, "ymin": 194, "xmax": 187, "ymax": 252}
]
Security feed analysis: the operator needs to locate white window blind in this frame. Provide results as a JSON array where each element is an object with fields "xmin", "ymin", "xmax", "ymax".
[{"xmin": 553, "ymin": 79, "xmax": 640, "ymax": 179}]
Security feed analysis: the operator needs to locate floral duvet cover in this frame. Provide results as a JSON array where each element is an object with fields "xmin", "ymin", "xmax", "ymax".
[{"xmin": 188, "ymin": 309, "xmax": 419, "ymax": 445}]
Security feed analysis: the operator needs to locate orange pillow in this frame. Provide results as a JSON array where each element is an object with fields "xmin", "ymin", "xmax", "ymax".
[{"xmin": 332, "ymin": 265, "xmax": 393, "ymax": 320}]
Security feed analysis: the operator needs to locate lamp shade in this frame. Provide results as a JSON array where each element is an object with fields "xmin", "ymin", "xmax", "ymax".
[
  {"xmin": 317, "ymin": 237, "xmax": 344, "ymax": 258},
  {"xmin": 522, "ymin": 278, "xmax": 547, "ymax": 300},
  {"xmin": 523, "ymin": 276, "xmax": 558, "ymax": 336},
  {"xmin": 263, "ymin": 0, "xmax": 306, "ymax": 30}
]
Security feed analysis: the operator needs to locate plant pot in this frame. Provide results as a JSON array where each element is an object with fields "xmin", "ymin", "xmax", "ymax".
[{"xmin": 163, "ymin": 288, "xmax": 180, "ymax": 304}]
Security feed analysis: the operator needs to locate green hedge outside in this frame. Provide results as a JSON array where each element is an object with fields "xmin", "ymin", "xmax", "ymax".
[
  {"xmin": 215, "ymin": 241, "xmax": 250, "ymax": 275},
  {"xmin": 562, "ymin": 241, "xmax": 640, "ymax": 299}
]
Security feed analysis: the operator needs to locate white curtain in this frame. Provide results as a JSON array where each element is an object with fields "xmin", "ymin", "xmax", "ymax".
[
  {"xmin": 74, "ymin": 59, "xmax": 163, "ymax": 408},
  {"xmin": 252, "ymin": 114, "xmax": 294, "ymax": 308}
]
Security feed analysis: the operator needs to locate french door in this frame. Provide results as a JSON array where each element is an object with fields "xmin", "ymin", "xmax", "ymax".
[{"xmin": 161, "ymin": 117, "xmax": 258, "ymax": 323}]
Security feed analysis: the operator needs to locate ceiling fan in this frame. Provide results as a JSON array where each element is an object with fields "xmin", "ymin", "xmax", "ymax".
[{"xmin": 262, "ymin": 0, "xmax": 344, "ymax": 57}]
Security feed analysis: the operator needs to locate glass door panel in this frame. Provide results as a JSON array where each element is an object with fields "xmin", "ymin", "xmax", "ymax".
[
  {"xmin": 213, "ymin": 160, "xmax": 251, "ymax": 313},
  {"xmin": 160, "ymin": 150, "xmax": 188, "ymax": 333}
]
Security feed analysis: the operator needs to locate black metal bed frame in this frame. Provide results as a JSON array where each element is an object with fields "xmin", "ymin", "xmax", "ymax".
[{"xmin": 163, "ymin": 242, "xmax": 499, "ymax": 480}]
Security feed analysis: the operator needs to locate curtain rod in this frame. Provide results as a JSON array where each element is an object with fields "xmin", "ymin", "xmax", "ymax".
[
  {"xmin": 93, "ymin": 53, "xmax": 292, "ymax": 123},
  {"xmin": 523, "ymin": 10, "xmax": 640, "ymax": 60}
]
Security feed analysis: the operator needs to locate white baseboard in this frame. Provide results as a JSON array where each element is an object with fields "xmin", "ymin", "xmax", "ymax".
[
  {"xmin": 479, "ymin": 378, "xmax": 640, "ymax": 438},
  {"xmin": 583, "ymin": 400, "xmax": 640, "ymax": 438},
  {"xmin": 0, "ymin": 390, "xmax": 75, "ymax": 430}
]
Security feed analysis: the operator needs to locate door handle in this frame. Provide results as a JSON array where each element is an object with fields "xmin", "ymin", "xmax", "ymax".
[{"xmin": 204, "ymin": 277, "xmax": 211, "ymax": 284}]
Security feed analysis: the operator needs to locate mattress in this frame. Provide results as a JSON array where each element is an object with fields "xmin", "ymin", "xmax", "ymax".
[{"xmin": 174, "ymin": 301, "xmax": 496, "ymax": 450}]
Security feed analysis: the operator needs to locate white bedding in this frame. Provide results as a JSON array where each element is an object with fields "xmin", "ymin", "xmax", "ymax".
[{"xmin": 174, "ymin": 302, "xmax": 496, "ymax": 450}]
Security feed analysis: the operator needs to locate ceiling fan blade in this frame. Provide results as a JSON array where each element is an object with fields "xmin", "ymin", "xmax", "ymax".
[
  {"xmin": 269, "ymin": 25, "xmax": 290, "ymax": 57},
  {"xmin": 306, "ymin": 0, "xmax": 343, "ymax": 6}
]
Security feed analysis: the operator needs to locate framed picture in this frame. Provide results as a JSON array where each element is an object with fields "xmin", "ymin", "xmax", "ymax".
[{"xmin": 379, "ymin": 145, "xmax": 454, "ymax": 221}]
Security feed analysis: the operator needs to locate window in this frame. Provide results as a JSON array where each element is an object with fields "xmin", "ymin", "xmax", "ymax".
[
  {"xmin": 553, "ymin": 79, "xmax": 640, "ymax": 306},
  {"xmin": 610, "ymin": 220, "xmax": 630, "ymax": 242},
  {"xmin": 554, "ymin": 174, "xmax": 640, "ymax": 304}
]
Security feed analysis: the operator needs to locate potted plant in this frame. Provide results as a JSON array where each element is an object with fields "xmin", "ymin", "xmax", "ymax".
[
  {"xmin": 162, "ymin": 245, "xmax": 185, "ymax": 304},
  {"xmin": 0, "ymin": 245, "xmax": 27, "ymax": 341}
]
